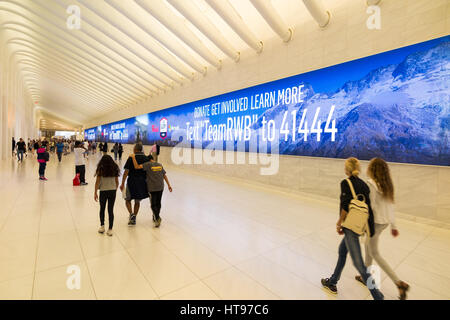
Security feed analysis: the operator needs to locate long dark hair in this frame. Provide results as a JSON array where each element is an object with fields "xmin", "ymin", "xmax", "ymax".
[
  {"xmin": 95, "ymin": 155, "xmax": 120, "ymax": 177},
  {"xmin": 367, "ymin": 158, "xmax": 394, "ymax": 202}
]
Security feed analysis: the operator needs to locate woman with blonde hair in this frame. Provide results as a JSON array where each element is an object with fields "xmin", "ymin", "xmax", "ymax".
[
  {"xmin": 321, "ymin": 157, "xmax": 384, "ymax": 300},
  {"xmin": 354, "ymin": 158, "xmax": 410, "ymax": 299}
]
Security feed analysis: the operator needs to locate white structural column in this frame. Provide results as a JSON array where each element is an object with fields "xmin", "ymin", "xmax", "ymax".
[
  {"xmin": 0, "ymin": 51, "xmax": 37, "ymax": 160},
  {"xmin": 1, "ymin": 59, "xmax": 11, "ymax": 160},
  {"xmin": 0, "ymin": 66, "xmax": 5, "ymax": 160},
  {"xmin": 249, "ymin": 0, "xmax": 293, "ymax": 42},
  {"xmin": 302, "ymin": 0, "xmax": 331, "ymax": 28},
  {"xmin": 205, "ymin": 0, "xmax": 264, "ymax": 53},
  {"xmin": 167, "ymin": 0, "xmax": 240, "ymax": 62}
]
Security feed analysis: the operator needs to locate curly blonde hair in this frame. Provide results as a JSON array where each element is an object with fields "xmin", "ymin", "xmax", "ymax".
[{"xmin": 367, "ymin": 158, "xmax": 394, "ymax": 202}]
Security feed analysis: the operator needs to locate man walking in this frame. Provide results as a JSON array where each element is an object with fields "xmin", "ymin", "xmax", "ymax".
[
  {"xmin": 16, "ymin": 138, "xmax": 26, "ymax": 162},
  {"xmin": 56, "ymin": 139, "xmax": 64, "ymax": 162},
  {"xmin": 119, "ymin": 143, "xmax": 149, "ymax": 226}
]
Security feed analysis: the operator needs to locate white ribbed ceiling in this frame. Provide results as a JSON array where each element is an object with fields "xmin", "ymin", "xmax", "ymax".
[{"xmin": 0, "ymin": 0, "xmax": 334, "ymax": 130}]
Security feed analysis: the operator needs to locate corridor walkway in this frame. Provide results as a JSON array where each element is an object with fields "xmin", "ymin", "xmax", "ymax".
[{"xmin": 0, "ymin": 151, "xmax": 449, "ymax": 300}]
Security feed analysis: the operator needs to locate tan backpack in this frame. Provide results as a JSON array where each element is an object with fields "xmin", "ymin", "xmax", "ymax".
[{"xmin": 341, "ymin": 179, "xmax": 370, "ymax": 236}]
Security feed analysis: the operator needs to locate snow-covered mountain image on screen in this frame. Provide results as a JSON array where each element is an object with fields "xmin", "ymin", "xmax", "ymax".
[{"xmin": 251, "ymin": 39, "xmax": 450, "ymax": 166}]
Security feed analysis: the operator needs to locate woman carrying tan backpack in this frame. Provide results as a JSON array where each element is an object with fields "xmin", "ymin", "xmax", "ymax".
[{"xmin": 321, "ymin": 157, "xmax": 384, "ymax": 300}]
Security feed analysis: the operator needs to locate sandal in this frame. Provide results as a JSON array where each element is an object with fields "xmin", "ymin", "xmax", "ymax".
[
  {"xmin": 397, "ymin": 281, "xmax": 410, "ymax": 300},
  {"xmin": 355, "ymin": 275, "xmax": 366, "ymax": 286}
]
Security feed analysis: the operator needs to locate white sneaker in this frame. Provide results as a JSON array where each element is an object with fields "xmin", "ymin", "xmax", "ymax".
[
  {"xmin": 106, "ymin": 229, "xmax": 113, "ymax": 236},
  {"xmin": 98, "ymin": 226, "xmax": 105, "ymax": 234}
]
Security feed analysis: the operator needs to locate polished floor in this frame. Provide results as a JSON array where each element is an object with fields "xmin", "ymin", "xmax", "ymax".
[{"xmin": 0, "ymin": 151, "xmax": 449, "ymax": 300}]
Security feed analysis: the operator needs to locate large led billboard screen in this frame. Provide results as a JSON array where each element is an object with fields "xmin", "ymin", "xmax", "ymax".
[{"xmin": 85, "ymin": 36, "xmax": 449, "ymax": 166}]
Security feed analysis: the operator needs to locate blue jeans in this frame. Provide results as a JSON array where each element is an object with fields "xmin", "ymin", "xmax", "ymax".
[
  {"xmin": 39, "ymin": 162, "xmax": 46, "ymax": 177},
  {"xmin": 329, "ymin": 228, "xmax": 384, "ymax": 300},
  {"xmin": 17, "ymin": 150, "xmax": 24, "ymax": 161}
]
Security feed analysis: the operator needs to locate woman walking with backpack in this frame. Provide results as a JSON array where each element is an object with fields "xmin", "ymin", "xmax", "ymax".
[
  {"xmin": 353, "ymin": 158, "xmax": 410, "ymax": 299},
  {"xmin": 321, "ymin": 157, "xmax": 384, "ymax": 300}
]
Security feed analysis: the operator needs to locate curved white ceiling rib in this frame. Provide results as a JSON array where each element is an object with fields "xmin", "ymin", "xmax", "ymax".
[
  {"xmin": 0, "ymin": 4, "xmax": 157, "ymax": 101},
  {"xmin": 249, "ymin": 0, "xmax": 292, "ymax": 42},
  {"xmin": 0, "ymin": 0, "xmax": 329, "ymax": 130},
  {"xmin": 18, "ymin": 62, "xmax": 128, "ymax": 111},
  {"xmin": 0, "ymin": 1, "xmax": 161, "ymax": 96},
  {"xmin": 19, "ymin": 67, "xmax": 115, "ymax": 111},
  {"xmin": 31, "ymin": 0, "xmax": 169, "ymax": 90},
  {"xmin": 14, "ymin": 57, "xmax": 118, "ymax": 107},
  {"xmin": 11, "ymin": 46, "xmax": 141, "ymax": 105},
  {"xmin": 7, "ymin": 41, "xmax": 141, "ymax": 107},
  {"xmin": 205, "ymin": 0, "xmax": 264, "ymax": 53},
  {"xmin": 135, "ymin": 0, "xmax": 221, "ymax": 69},
  {"xmin": 77, "ymin": 0, "xmax": 193, "ymax": 81},
  {"xmin": 11, "ymin": 47, "xmax": 140, "ymax": 106},
  {"xmin": 54, "ymin": 0, "xmax": 183, "ymax": 86},
  {"xmin": 1, "ymin": 22, "xmax": 155, "ymax": 98},
  {"xmin": 167, "ymin": 0, "xmax": 240, "ymax": 62},
  {"xmin": 17, "ymin": 59, "xmax": 119, "ymax": 104},
  {"xmin": 0, "ymin": 0, "xmax": 158, "ymax": 96},
  {"xmin": 104, "ymin": 0, "xmax": 207, "ymax": 75}
]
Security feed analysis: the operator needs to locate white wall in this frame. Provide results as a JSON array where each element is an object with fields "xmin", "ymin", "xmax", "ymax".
[
  {"xmin": 87, "ymin": 0, "xmax": 450, "ymax": 225},
  {"xmin": 0, "ymin": 62, "xmax": 37, "ymax": 160}
]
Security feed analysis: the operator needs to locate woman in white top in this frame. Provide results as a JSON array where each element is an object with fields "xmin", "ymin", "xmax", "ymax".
[{"xmin": 355, "ymin": 158, "xmax": 410, "ymax": 299}]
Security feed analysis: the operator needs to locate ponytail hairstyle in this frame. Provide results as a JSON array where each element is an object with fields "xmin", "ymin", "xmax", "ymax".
[
  {"xmin": 345, "ymin": 157, "xmax": 360, "ymax": 177},
  {"xmin": 367, "ymin": 158, "xmax": 394, "ymax": 202}
]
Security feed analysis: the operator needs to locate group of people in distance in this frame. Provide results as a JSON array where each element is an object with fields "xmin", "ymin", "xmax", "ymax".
[
  {"xmin": 321, "ymin": 157, "xmax": 410, "ymax": 300},
  {"xmin": 12, "ymin": 137, "xmax": 70, "ymax": 163},
  {"xmin": 93, "ymin": 142, "xmax": 172, "ymax": 236},
  {"xmin": 28, "ymin": 138, "xmax": 171, "ymax": 236},
  {"xmin": 10, "ymin": 137, "xmax": 64, "ymax": 180}
]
